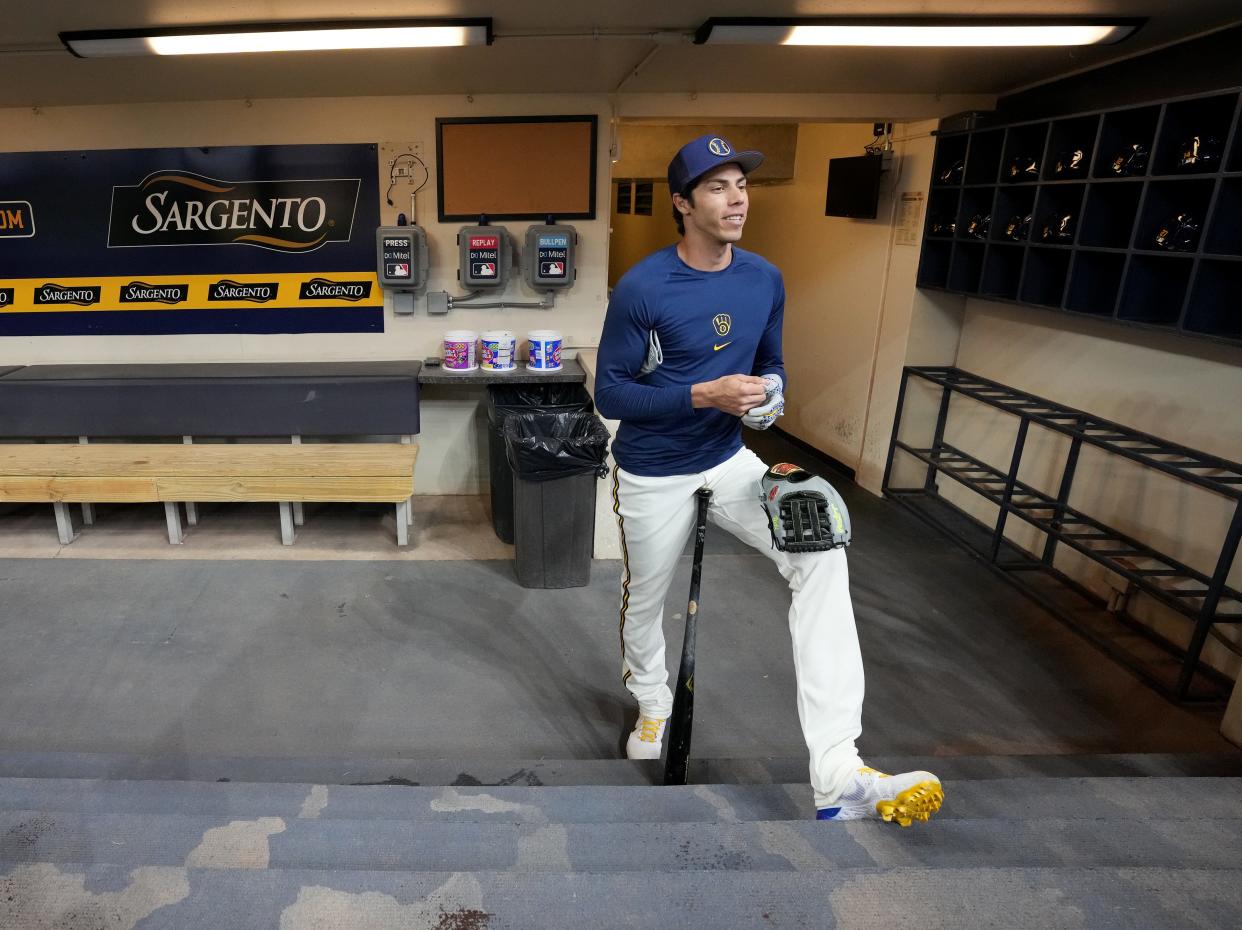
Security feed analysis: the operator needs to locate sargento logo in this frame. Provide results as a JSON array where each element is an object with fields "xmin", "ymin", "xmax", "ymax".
[
  {"xmin": 108, "ymin": 171, "xmax": 361, "ymax": 252},
  {"xmin": 36, "ymin": 283, "xmax": 101, "ymax": 306},
  {"xmin": 208, "ymin": 279, "xmax": 279, "ymax": 303},
  {"xmin": 0, "ymin": 201, "xmax": 34, "ymax": 238},
  {"xmin": 120, "ymin": 281, "xmax": 189, "ymax": 305},
  {"xmin": 298, "ymin": 277, "xmax": 373, "ymax": 301}
]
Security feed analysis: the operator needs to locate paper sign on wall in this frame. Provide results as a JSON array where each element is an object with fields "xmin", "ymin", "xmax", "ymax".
[{"xmin": 895, "ymin": 192, "xmax": 925, "ymax": 247}]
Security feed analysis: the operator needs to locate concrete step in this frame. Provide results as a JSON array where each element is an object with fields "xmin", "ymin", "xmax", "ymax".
[
  {"xmin": 2, "ymin": 809, "xmax": 1240, "ymax": 872},
  {"xmin": 0, "ymin": 776, "xmax": 1239, "ymax": 823},
  {"xmin": 0, "ymin": 748, "xmax": 1238, "ymax": 786},
  {"xmin": 2, "ymin": 863, "xmax": 1239, "ymax": 930}
]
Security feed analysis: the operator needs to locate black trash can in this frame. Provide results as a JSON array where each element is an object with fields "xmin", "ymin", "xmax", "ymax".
[
  {"xmin": 503, "ymin": 410, "xmax": 610, "ymax": 589},
  {"xmin": 486, "ymin": 384, "xmax": 592, "ymax": 543}
]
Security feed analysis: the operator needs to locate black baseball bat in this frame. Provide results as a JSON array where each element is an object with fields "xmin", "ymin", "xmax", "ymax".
[{"xmin": 664, "ymin": 487, "xmax": 712, "ymax": 786}]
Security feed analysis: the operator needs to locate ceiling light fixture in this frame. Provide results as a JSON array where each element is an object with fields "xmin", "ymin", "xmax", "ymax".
[
  {"xmin": 694, "ymin": 17, "xmax": 1143, "ymax": 48},
  {"xmin": 60, "ymin": 19, "xmax": 493, "ymax": 58}
]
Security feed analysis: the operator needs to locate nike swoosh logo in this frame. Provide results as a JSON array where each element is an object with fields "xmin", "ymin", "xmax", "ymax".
[{"xmin": 713, "ymin": 342, "xmax": 732, "ymax": 351}]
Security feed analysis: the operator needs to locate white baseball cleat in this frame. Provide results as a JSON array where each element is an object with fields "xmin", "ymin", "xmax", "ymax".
[
  {"xmin": 625, "ymin": 716, "xmax": 667, "ymax": 760},
  {"xmin": 816, "ymin": 767, "xmax": 944, "ymax": 826}
]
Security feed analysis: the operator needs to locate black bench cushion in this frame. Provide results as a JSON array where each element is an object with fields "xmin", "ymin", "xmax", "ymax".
[{"xmin": 0, "ymin": 362, "xmax": 420, "ymax": 437}]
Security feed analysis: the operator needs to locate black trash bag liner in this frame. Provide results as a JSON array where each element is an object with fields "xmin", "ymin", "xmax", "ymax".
[
  {"xmin": 486, "ymin": 384, "xmax": 592, "ymax": 426},
  {"xmin": 503, "ymin": 411, "xmax": 610, "ymax": 481}
]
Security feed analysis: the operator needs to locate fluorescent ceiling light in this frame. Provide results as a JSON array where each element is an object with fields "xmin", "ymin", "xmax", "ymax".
[
  {"xmin": 695, "ymin": 17, "xmax": 1143, "ymax": 47},
  {"xmin": 61, "ymin": 19, "xmax": 493, "ymax": 58}
]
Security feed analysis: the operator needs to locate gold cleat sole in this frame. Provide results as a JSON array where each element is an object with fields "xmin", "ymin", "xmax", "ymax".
[{"xmin": 875, "ymin": 780, "xmax": 944, "ymax": 827}]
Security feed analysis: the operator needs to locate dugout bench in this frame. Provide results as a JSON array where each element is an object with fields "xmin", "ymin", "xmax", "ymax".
[{"xmin": 0, "ymin": 362, "xmax": 421, "ymax": 546}]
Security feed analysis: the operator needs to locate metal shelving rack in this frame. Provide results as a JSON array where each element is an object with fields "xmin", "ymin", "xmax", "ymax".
[{"xmin": 884, "ymin": 365, "xmax": 1242, "ymax": 703}]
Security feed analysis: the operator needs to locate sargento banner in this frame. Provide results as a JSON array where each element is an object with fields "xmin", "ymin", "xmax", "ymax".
[
  {"xmin": 0, "ymin": 143, "xmax": 381, "ymax": 335},
  {"xmin": 35, "ymin": 283, "xmax": 101, "ymax": 306},
  {"xmin": 298, "ymin": 277, "xmax": 373, "ymax": 301},
  {"xmin": 207, "ymin": 279, "xmax": 280, "ymax": 302},
  {"xmin": 120, "ymin": 281, "xmax": 190, "ymax": 305},
  {"xmin": 108, "ymin": 172, "xmax": 359, "ymax": 252}
]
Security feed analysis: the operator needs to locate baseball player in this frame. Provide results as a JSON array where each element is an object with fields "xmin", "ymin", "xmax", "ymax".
[{"xmin": 593, "ymin": 133, "xmax": 943, "ymax": 825}]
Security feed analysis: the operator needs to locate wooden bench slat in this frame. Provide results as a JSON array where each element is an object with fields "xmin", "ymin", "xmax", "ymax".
[
  {"xmin": 154, "ymin": 477, "xmax": 414, "ymax": 503},
  {"xmin": 0, "ymin": 444, "xmax": 417, "ymax": 477},
  {"xmin": 0, "ymin": 477, "xmax": 160, "ymax": 503}
]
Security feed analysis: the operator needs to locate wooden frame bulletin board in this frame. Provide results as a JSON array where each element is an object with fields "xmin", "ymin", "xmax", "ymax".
[{"xmin": 435, "ymin": 115, "xmax": 597, "ymax": 221}]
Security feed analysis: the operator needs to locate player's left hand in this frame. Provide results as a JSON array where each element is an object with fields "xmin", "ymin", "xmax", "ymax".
[{"xmin": 743, "ymin": 374, "xmax": 784, "ymax": 430}]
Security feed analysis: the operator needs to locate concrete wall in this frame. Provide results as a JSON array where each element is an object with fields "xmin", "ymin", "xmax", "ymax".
[
  {"xmin": 741, "ymin": 121, "xmax": 964, "ymax": 482},
  {"xmin": 611, "ymin": 123, "xmax": 798, "ymax": 182},
  {"xmin": 607, "ymin": 179, "xmax": 677, "ymax": 289}
]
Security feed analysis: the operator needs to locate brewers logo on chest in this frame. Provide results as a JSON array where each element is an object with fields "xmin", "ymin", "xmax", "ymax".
[{"xmin": 712, "ymin": 313, "xmax": 732, "ymax": 336}]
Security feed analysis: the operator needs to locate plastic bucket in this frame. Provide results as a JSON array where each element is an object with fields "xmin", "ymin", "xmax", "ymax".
[
  {"xmin": 443, "ymin": 331, "xmax": 477, "ymax": 371},
  {"xmin": 481, "ymin": 330, "xmax": 517, "ymax": 372},
  {"xmin": 527, "ymin": 329, "xmax": 563, "ymax": 372}
]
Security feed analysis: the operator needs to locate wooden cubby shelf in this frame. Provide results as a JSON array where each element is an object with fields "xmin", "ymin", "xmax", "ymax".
[
  {"xmin": 918, "ymin": 86, "xmax": 1242, "ymax": 347},
  {"xmin": 1205, "ymin": 178, "xmax": 1242, "ymax": 255}
]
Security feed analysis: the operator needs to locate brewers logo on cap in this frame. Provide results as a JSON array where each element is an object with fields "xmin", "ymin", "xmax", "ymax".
[{"xmin": 668, "ymin": 134, "xmax": 764, "ymax": 200}]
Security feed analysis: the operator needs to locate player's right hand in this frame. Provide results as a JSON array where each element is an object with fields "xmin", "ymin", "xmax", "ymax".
[
  {"xmin": 692, "ymin": 374, "xmax": 769, "ymax": 416},
  {"xmin": 743, "ymin": 374, "xmax": 785, "ymax": 430}
]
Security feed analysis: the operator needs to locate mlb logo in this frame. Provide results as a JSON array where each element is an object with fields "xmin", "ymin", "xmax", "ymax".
[
  {"xmin": 541, "ymin": 261, "xmax": 564, "ymax": 277},
  {"xmin": 387, "ymin": 262, "xmax": 410, "ymax": 278},
  {"xmin": 473, "ymin": 262, "xmax": 496, "ymax": 277}
]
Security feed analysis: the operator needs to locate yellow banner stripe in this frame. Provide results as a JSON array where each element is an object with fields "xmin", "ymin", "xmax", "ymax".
[{"xmin": 0, "ymin": 272, "xmax": 381, "ymax": 313}]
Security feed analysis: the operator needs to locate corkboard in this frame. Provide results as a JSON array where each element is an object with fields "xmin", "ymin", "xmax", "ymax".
[{"xmin": 436, "ymin": 116, "xmax": 597, "ymax": 221}]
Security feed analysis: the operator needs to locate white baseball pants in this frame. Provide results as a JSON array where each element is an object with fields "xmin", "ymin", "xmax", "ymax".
[{"xmin": 611, "ymin": 445, "xmax": 866, "ymax": 807}]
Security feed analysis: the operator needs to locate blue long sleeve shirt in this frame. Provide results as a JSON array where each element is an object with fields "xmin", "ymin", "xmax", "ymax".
[{"xmin": 594, "ymin": 244, "xmax": 786, "ymax": 477}]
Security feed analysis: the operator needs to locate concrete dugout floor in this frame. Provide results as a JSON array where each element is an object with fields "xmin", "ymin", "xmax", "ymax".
[{"xmin": 0, "ymin": 430, "xmax": 1233, "ymax": 769}]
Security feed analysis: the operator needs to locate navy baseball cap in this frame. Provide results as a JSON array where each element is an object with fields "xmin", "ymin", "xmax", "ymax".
[{"xmin": 667, "ymin": 134, "xmax": 764, "ymax": 196}]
